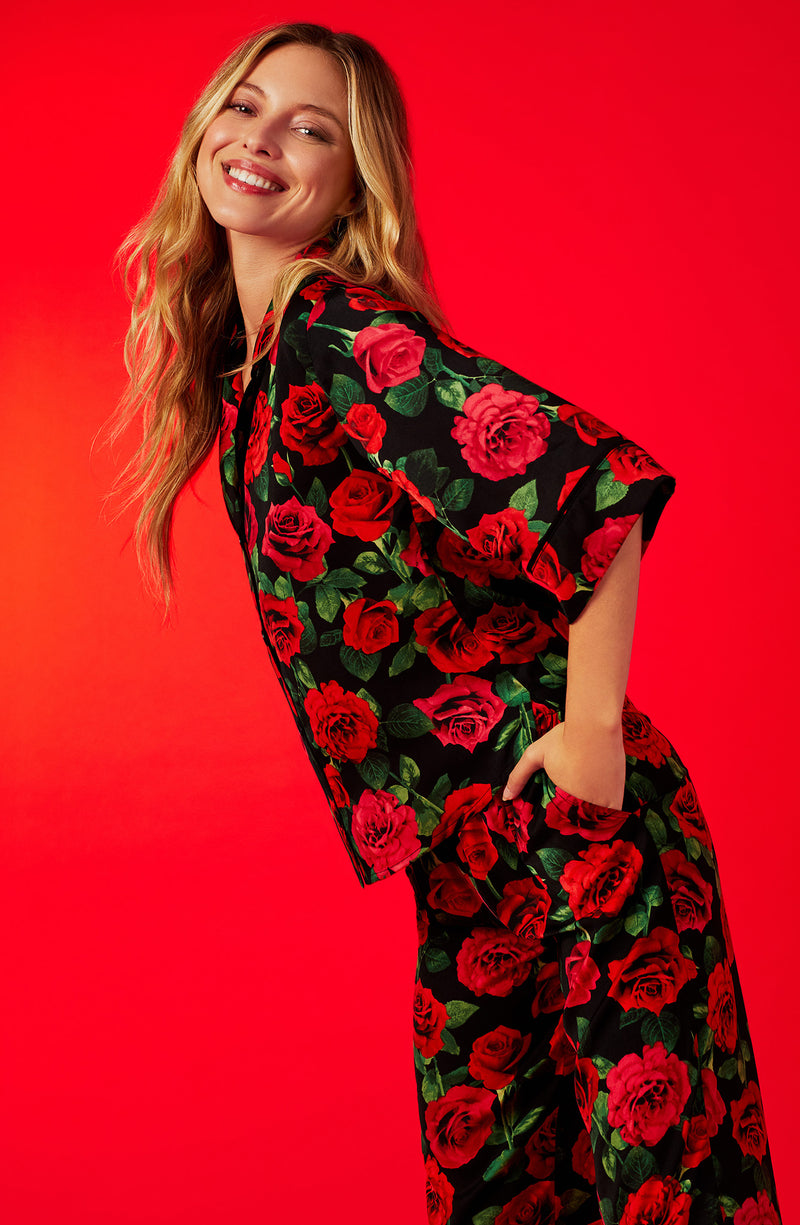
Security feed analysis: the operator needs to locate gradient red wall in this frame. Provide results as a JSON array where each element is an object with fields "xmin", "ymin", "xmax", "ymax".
[{"xmin": 2, "ymin": 1, "xmax": 796, "ymax": 1221}]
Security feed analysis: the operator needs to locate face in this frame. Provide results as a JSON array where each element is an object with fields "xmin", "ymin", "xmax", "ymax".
[{"xmin": 196, "ymin": 43, "xmax": 357, "ymax": 253}]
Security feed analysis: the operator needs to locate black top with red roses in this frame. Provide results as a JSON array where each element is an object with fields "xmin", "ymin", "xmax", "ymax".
[{"xmin": 218, "ymin": 272, "xmax": 676, "ymax": 885}]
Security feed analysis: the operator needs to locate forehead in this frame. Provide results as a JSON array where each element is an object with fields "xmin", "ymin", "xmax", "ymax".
[{"xmin": 239, "ymin": 43, "xmax": 348, "ymax": 114}]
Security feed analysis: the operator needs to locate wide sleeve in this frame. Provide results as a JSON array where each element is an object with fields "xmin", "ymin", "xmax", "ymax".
[{"xmin": 293, "ymin": 282, "xmax": 674, "ymax": 622}]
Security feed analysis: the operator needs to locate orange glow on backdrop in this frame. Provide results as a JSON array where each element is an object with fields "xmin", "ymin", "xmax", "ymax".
[{"xmin": 2, "ymin": 1, "xmax": 797, "ymax": 1221}]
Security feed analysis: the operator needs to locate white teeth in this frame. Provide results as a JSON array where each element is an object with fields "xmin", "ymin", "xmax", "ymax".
[{"xmin": 226, "ymin": 165, "xmax": 283, "ymax": 191}]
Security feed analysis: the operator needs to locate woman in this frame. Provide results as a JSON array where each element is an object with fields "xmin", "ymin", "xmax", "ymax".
[{"xmin": 117, "ymin": 21, "xmax": 781, "ymax": 1225}]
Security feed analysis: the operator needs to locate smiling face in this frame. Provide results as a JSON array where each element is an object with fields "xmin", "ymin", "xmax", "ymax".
[{"xmin": 196, "ymin": 42, "xmax": 357, "ymax": 255}]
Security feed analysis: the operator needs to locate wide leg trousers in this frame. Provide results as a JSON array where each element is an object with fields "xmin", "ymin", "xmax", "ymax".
[{"xmin": 406, "ymin": 771, "xmax": 781, "ymax": 1225}]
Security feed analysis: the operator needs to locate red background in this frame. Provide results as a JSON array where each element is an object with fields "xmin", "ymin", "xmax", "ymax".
[{"xmin": 2, "ymin": 1, "xmax": 796, "ymax": 1221}]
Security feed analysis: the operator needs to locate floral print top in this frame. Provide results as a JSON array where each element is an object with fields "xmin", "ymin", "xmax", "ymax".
[{"xmin": 218, "ymin": 265, "xmax": 675, "ymax": 887}]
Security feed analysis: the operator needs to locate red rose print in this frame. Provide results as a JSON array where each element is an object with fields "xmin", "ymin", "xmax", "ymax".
[
  {"xmin": 619, "ymin": 1176, "xmax": 692, "ymax": 1225},
  {"xmin": 434, "ymin": 327, "xmax": 482, "ymax": 357},
  {"xmin": 414, "ymin": 675, "xmax": 505, "ymax": 751},
  {"xmin": 414, "ymin": 601, "xmax": 495, "ymax": 672},
  {"xmin": 474, "ymin": 603, "xmax": 555, "ymax": 664},
  {"xmin": 258, "ymin": 592, "xmax": 304, "ymax": 664},
  {"xmin": 413, "ymin": 983, "xmax": 449, "ymax": 1058},
  {"xmin": 607, "ymin": 928, "xmax": 698, "ymax": 1015},
  {"xmin": 565, "ymin": 941, "xmax": 600, "ymax": 1006},
  {"xmin": 731, "ymin": 1082, "xmax": 767, "ymax": 1161},
  {"xmin": 556, "ymin": 464, "xmax": 591, "ymax": 510},
  {"xmin": 608, "ymin": 441, "xmax": 666, "ymax": 484},
  {"xmin": 549, "ymin": 1016, "xmax": 577, "ymax": 1075},
  {"xmin": 263, "ymin": 496, "xmax": 333, "ymax": 580},
  {"xmin": 342, "ymin": 597, "xmax": 400, "ymax": 654},
  {"xmin": 496, "ymin": 1182, "xmax": 561, "ymax": 1225},
  {"xmin": 304, "ymin": 681, "xmax": 379, "ymax": 763},
  {"xmin": 607, "ymin": 1042, "xmax": 691, "ymax": 1146},
  {"xmin": 353, "ymin": 322, "xmax": 426, "ymax": 393},
  {"xmin": 384, "ymin": 467, "xmax": 437, "ymax": 519},
  {"xmin": 468, "ymin": 1025, "xmax": 532, "ymax": 1090},
  {"xmin": 558, "ymin": 402, "xmax": 620, "ymax": 444},
  {"xmin": 622, "ymin": 705, "xmax": 673, "ymax": 767},
  {"xmin": 244, "ymin": 391, "xmax": 272, "ymax": 482},
  {"xmin": 524, "ymin": 1109, "xmax": 558, "ymax": 1178},
  {"xmin": 581, "ymin": 514, "xmax": 638, "ymax": 583},
  {"xmin": 343, "ymin": 402, "xmax": 386, "ymax": 453},
  {"xmin": 575, "ymin": 1058, "xmax": 599, "ymax": 1128},
  {"xmin": 426, "ymin": 863, "xmax": 483, "ymax": 917},
  {"xmin": 416, "ymin": 904, "xmax": 429, "ymax": 947},
  {"xmin": 681, "ymin": 1114, "xmax": 712, "ymax": 1169},
  {"xmin": 496, "ymin": 877, "xmax": 551, "ymax": 948},
  {"xmin": 701, "ymin": 1067, "xmax": 726, "ymax": 1137},
  {"xmin": 530, "ymin": 962, "xmax": 566, "ymax": 1018},
  {"xmin": 733, "ymin": 1192, "xmax": 781, "ymax": 1225},
  {"xmin": 431, "ymin": 783, "xmax": 493, "ymax": 847},
  {"xmin": 350, "ymin": 788, "xmax": 421, "ymax": 876},
  {"xmin": 526, "ymin": 541, "xmax": 577, "ymax": 604},
  {"xmin": 560, "ymin": 840, "xmax": 643, "ymax": 921},
  {"xmin": 400, "ymin": 520, "xmax": 435, "ymax": 576},
  {"xmin": 456, "ymin": 927, "xmax": 538, "ymax": 997},
  {"xmin": 707, "ymin": 960, "xmax": 738, "ymax": 1053},
  {"xmin": 545, "ymin": 789, "xmax": 629, "ymax": 842},
  {"xmin": 661, "ymin": 849, "xmax": 713, "ymax": 932},
  {"xmin": 454, "ymin": 815, "xmax": 497, "ymax": 880},
  {"xmin": 484, "ymin": 795, "xmax": 535, "ymax": 853},
  {"xmin": 464, "ymin": 507, "xmax": 538, "ymax": 580},
  {"xmin": 346, "ymin": 286, "xmax": 412, "ymax": 313},
  {"xmin": 424, "ymin": 1084, "xmax": 496, "ymax": 1169},
  {"xmin": 669, "ymin": 778, "xmax": 711, "ymax": 846},
  {"xmin": 436, "ymin": 530, "xmax": 495, "ymax": 585},
  {"xmin": 530, "ymin": 703, "xmax": 561, "ymax": 736},
  {"xmin": 323, "ymin": 763, "xmax": 350, "ymax": 809},
  {"xmin": 571, "ymin": 1131, "xmax": 595, "ymax": 1184},
  {"xmin": 244, "ymin": 490, "xmax": 258, "ymax": 554},
  {"xmin": 424, "ymin": 1156, "xmax": 454, "ymax": 1225},
  {"xmin": 329, "ymin": 469, "xmax": 402, "ymax": 540},
  {"xmin": 279, "ymin": 381, "xmax": 345, "ymax": 465},
  {"xmin": 451, "ymin": 384, "xmax": 550, "ymax": 481},
  {"xmin": 272, "ymin": 450, "xmax": 292, "ymax": 480}
]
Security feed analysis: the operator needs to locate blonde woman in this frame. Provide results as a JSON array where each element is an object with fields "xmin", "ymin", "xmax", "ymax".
[{"xmin": 118, "ymin": 21, "xmax": 780, "ymax": 1225}]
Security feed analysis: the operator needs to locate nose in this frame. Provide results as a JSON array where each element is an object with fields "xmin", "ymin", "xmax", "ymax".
[{"xmin": 242, "ymin": 114, "xmax": 281, "ymax": 159}]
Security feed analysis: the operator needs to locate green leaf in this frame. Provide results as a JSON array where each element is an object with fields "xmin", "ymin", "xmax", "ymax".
[
  {"xmin": 440, "ymin": 1065, "xmax": 469, "ymax": 1091},
  {"xmin": 641, "ymin": 1011, "xmax": 680, "ymax": 1053},
  {"xmin": 601, "ymin": 1146, "xmax": 618, "ymax": 1180},
  {"xmin": 420, "ymin": 1062, "xmax": 443, "ymax": 1104},
  {"xmin": 560, "ymin": 1190, "xmax": 590, "ymax": 1215},
  {"xmin": 429, "ymin": 773, "xmax": 452, "ymax": 809},
  {"xmin": 388, "ymin": 642, "xmax": 417, "ymax": 676},
  {"xmin": 354, "ymin": 550, "xmax": 390, "ymax": 574},
  {"xmin": 385, "ymin": 702, "xmax": 434, "ymax": 738},
  {"xmin": 444, "ymin": 1000, "xmax": 479, "ymax": 1028},
  {"xmin": 329, "ymin": 372, "xmax": 367, "ymax": 418},
  {"xmin": 417, "ymin": 805, "xmax": 442, "ymax": 837},
  {"xmin": 593, "ymin": 1056, "xmax": 615, "ymax": 1078},
  {"xmin": 398, "ymin": 754, "xmax": 421, "ymax": 787},
  {"xmin": 497, "ymin": 840, "xmax": 519, "ymax": 871},
  {"xmin": 422, "ymin": 347, "xmax": 444, "ymax": 375},
  {"xmin": 321, "ymin": 567, "xmax": 366, "ymax": 590},
  {"xmin": 476, "ymin": 358, "xmax": 506, "ymax": 378},
  {"xmin": 643, "ymin": 885, "xmax": 663, "ymax": 910},
  {"xmin": 644, "ymin": 811, "xmax": 668, "ymax": 850},
  {"xmin": 494, "ymin": 671, "xmax": 531, "ymax": 707},
  {"xmin": 704, "ymin": 935, "xmax": 723, "ymax": 975},
  {"xmin": 441, "ymin": 477, "xmax": 474, "ymax": 511},
  {"xmin": 536, "ymin": 847, "xmax": 571, "ymax": 879},
  {"xmin": 424, "ymin": 947, "xmax": 451, "ymax": 976},
  {"xmin": 388, "ymin": 784, "xmax": 409, "ymax": 803},
  {"xmin": 305, "ymin": 476, "xmax": 328, "ymax": 514},
  {"xmin": 470, "ymin": 1208, "xmax": 501, "ymax": 1225},
  {"xmin": 627, "ymin": 771, "xmax": 658, "ymax": 802},
  {"xmin": 251, "ymin": 468, "xmax": 271, "ymax": 501},
  {"xmin": 512, "ymin": 1104, "xmax": 546, "ymax": 1138},
  {"xmin": 481, "ymin": 1150, "xmax": 516, "ymax": 1183},
  {"xmin": 320, "ymin": 629, "xmax": 343, "ymax": 648},
  {"xmin": 299, "ymin": 621, "xmax": 318, "ymax": 654},
  {"xmin": 356, "ymin": 751, "xmax": 390, "ymax": 790},
  {"xmin": 594, "ymin": 467, "xmax": 628, "ymax": 511},
  {"xmin": 509, "ymin": 479, "xmax": 539, "ymax": 518},
  {"xmin": 619, "ymin": 1008, "xmax": 649, "ymax": 1029},
  {"xmin": 410, "ymin": 576, "xmax": 444, "ymax": 612},
  {"xmin": 440, "ymin": 1028, "xmax": 460, "ymax": 1056},
  {"xmin": 621, "ymin": 1146, "xmax": 658, "ymax": 1189},
  {"xmin": 494, "ymin": 716, "xmax": 522, "ymax": 750},
  {"xmin": 435, "ymin": 379, "xmax": 466, "ymax": 410},
  {"xmin": 404, "ymin": 447, "xmax": 439, "ymax": 495},
  {"xmin": 339, "ymin": 643, "xmax": 381, "ymax": 682},
  {"xmin": 624, "ymin": 908, "xmax": 649, "ymax": 937},
  {"xmin": 315, "ymin": 585, "xmax": 340, "ymax": 623},
  {"xmin": 273, "ymin": 575, "xmax": 292, "ymax": 599},
  {"xmin": 385, "ymin": 374, "xmax": 429, "ymax": 417}
]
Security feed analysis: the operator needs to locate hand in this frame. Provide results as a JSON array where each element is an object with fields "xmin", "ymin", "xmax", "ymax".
[{"xmin": 503, "ymin": 722, "xmax": 627, "ymax": 809}]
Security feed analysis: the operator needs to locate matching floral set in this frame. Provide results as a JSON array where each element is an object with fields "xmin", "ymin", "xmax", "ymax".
[{"xmin": 218, "ymin": 252, "xmax": 780, "ymax": 1225}]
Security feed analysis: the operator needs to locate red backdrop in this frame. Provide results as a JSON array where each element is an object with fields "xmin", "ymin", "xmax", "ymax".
[{"xmin": 1, "ymin": 1, "xmax": 796, "ymax": 1221}]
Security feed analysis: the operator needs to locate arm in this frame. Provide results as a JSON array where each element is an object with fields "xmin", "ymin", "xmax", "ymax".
[{"xmin": 503, "ymin": 515, "xmax": 643, "ymax": 808}]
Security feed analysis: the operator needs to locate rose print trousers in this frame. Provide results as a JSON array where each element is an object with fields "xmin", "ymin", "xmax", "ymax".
[{"xmin": 406, "ymin": 772, "xmax": 781, "ymax": 1225}]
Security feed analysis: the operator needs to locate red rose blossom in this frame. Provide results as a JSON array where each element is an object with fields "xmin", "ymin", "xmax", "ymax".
[
  {"xmin": 323, "ymin": 764, "xmax": 350, "ymax": 810},
  {"xmin": 304, "ymin": 681, "xmax": 378, "ymax": 763},
  {"xmin": 474, "ymin": 603, "xmax": 555, "ymax": 664},
  {"xmin": 329, "ymin": 469, "xmax": 402, "ymax": 540},
  {"xmin": 581, "ymin": 514, "xmax": 638, "ymax": 583},
  {"xmin": 452, "ymin": 384, "xmax": 550, "ymax": 481},
  {"xmin": 731, "ymin": 1082, "xmax": 767, "ymax": 1161},
  {"xmin": 484, "ymin": 795, "xmax": 535, "ymax": 853},
  {"xmin": 619, "ymin": 1176, "xmax": 691, "ymax": 1225},
  {"xmin": 279, "ymin": 381, "xmax": 345, "ymax": 465},
  {"xmin": 701, "ymin": 1067, "xmax": 726, "ymax": 1136},
  {"xmin": 496, "ymin": 1182, "xmax": 561, "ymax": 1225},
  {"xmin": 560, "ymin": 840, "xmax": 643, "ymax": 921},
  {"xmin": 342, "ymin": 597, "xmax": 399, "ymax": 654},
  {"xmin": 413, "ymin": 983, "xmax": 449, "ymax": 1058},
  {"xmin": 607, "ymin": 928, "xmax": 698, "ymax": 1015},
  {"xmin": 524, "ymin": 1109, "xmax": 558, "ymax": 1178},
  {"xmin": 263, "ymin": 496, "xmax": 333, "ymax": 580},
  {"xmin": 343, "ymin": 402, "xmax": 386, "ymax": 453},
  {"xmin": 353, "ymin": 322, "xmax": 426, "ymax": 393},
  {"xmin": 244, "ymin": 490, "xmax": 258, "ymax": 554},
  {"xmin": 707, "ymin": 960, "xmax": 738, "ymax": 1053},
  {"xmin": 530, "ymin": 962, "xmax": 565, "ymax": 1017},
  {"xmin": 556, "ymin": 464, "xmax": 591, "ymax": 510},
  {"xmin": 733, "ymin": 1192, "xmax": 781, "ymax": 1225},
  {"xmin": 669, "ymin": 778, "xmax": 711, "ymax": 846},
  {"xmin": 456, "ymin": 927, "xmax": 537, "ymax": 998},
  {"xmin": 682, "ymin": 1114, "xmax": 712, "ymax": 1168},
  {"xmin": 431, "ymin": 783, "xmax": 493, "ymax": 847},
  {"xmin": 244, "ymin": 391, "xmax": 273, "ymax": 482},
  {"xmin": 414, "ymin": 675, "xmax": 505, "ymax": 751},
  {"xmin": 414, "ymin": 601, "xmax": 495, "ymax": 672},
  {"xmin": 436, "ymin": 530, "xmax": 495, "ymax": 585},
  {"xmin": 468, "ymin": 1025, "xmax": 532, "ymax": 1090},
  {"xmin": 608, "ymin": 1042, "xmax": 691, "ymax": 1146},
  {"xmin": 426, "ymin": 863, "xmax": 483, "ymax": 917},
  {"xmin": 347, "ymin": 286, "xmax": 412, "ymax": 313},
  {"xmin": 661, "ymin": 849, "xmax": 714, "ymax": 932},
  {"xmin": 496, "ymin": 877, "xmax": 551, "ymax": 948},
  {"xmin": 558, "ymin": 402, "xmax": 620, "ymax": 445},
  {"xmin": 608, "ymin": 441, "xmax": 666, "ymax": 484},
  {"xmin": 623, "ymin": 704, "xmax": 673, "ymax": 767},
  {"xmin": 545, "ymin": 788, "xmax": 629, "ymax": 842},
  {"xmin": 456, "ymin": 816, "xmax": 499, "ymax": 880},
  {"xmin": 351, "ymin": 788, "xmax": 421, "ymax": 876},
  {"xmin": 258, "ymin": 592, "xmax": 304, "ymax": 664},
  {"xmin": 400, "ymin": 520, "xmax": 435, "ymax": 576},
  {"xmin": 464, "ymin": 507, "xmax": 538, "ymax": 580},
  {"xmin": 526, "ymin": 541, "xmax": 577, "ymax": 604},
  {"xmin": 424, "ymin": 1157, "xmax": 454, "ymax": 1225},
  {"xmin": 575, "ymin": 1058, "xmax": 599, "ymax": 1128},
  {"xmin": 424, "ymin": 1085, "xmax": 495, "ymax": 1169},
  {"xmin": 565, "ymin": 941, "xmax": 600, "ymax": 1006},
  {"xmin": 571, "ymin": 1131, "xmax": 595, "ymax": 1184},
  {"xmin": 549, "ymin": 1016, "xmax": 577, "ymax": 1075}
]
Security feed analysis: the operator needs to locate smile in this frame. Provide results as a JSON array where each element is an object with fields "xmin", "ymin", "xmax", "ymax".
[{"xmin": 223, "ymin": 164, "xmax": 286, "ymax": 192}]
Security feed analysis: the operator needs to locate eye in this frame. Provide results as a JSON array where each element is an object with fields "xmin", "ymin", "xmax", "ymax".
[
  {"xmin": 228, "ymin": 100, "xmax": 255, "ymax": 115},
  {"xmin": 294, "ymin": 125, "xmax": 330, "ymax": 142}
]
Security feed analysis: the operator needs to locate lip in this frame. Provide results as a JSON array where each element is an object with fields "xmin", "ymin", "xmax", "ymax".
[{"xmin": 222, "ymin": 158, "xmax": 288, "ymax": 194}]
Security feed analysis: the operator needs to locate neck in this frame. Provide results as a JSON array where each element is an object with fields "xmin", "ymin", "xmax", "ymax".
[{"xmin": 227, "ymin": 231, "xmax": 299, "ymax": 361}]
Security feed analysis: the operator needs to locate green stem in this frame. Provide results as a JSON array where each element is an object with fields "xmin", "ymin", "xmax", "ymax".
[{"xmin": 388, "ymin": 772, "xmax": 444, "ymax": 816}]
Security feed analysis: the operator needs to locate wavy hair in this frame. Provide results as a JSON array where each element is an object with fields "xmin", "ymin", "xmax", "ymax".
[{"xmin": 113, "ymin": 22, "xmax": 444, "ymax": 604}]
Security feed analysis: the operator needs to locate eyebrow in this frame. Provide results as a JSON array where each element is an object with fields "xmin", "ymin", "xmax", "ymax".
[{"xmin": 237, "ymin": 81, "xmax": 347, "ymax": 134}]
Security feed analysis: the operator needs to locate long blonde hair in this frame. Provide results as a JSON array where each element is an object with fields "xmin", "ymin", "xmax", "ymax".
[{"xmin": 114, "ymin": 21, "xmax": 445, "ymax": 604}]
